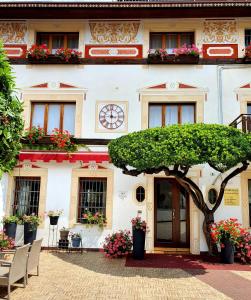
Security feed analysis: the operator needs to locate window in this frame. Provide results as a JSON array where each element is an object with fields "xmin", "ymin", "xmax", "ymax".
[
  {"xmin": 245, "ymin": 29, "xmax": 251, "ymax": 47},
  {"xmin": 136, "ymin": 186, "xmax": 145, "ymax": 203},
  {"xmin": 77, "ymin": 178, "xmax": 107, "ymax": 223},
  {"xmin": 150, "ymin": 32, "xmax": 194, "ymax": 54},
  {"xmin": 247, "ymin": 104, "xmax": 251, "ymax": 114},
  {"xmin": 31, "ymin": 102, "xmax": 76, "ymax": 135},
  {"xmin": 248, "ymin": 180, "xmax": 251, "ymax": 227},
  {"xmin": 208, "ymin": 188, "xmax": 218, "ymax": 205},
  {"xmin": 13, "ymin": 177, "xmax": 41, "ymax": 216},
  {"xmin": 36, "ymin": 32, "xmax": 79, "ymax": 54},
  {"xmin": 148, "ymin": 103, "xmax": 195, "ymax": 128}
]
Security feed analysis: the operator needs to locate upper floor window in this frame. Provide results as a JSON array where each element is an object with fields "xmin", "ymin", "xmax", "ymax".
[
  {"xmin": 247, "ymin": 104, "xmax": 251, "ymax": 114},
  {"xmin": 245, "ymin": 29, "xmax": 251, "ymax": 47},
  {"xmin": 13, "ymin": 177, "xmax": 41, "ymax": 216},
  {"xmin": 149, "ymin": 103, "xmax": 195, "ymax": 128},
  {"xmin": 36, "ymin": 32, "xmax": 79, "ymax": 54},
  {"xmin": 150, "ymin": 32, "xmax": 194, "ymax": 54},
  {"xmin": 31, "ymin": 102, "xmax": 76, "ymax": 135}
]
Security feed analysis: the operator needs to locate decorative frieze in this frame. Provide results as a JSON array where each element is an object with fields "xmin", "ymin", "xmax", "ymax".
[
  {"xmin": 0, "ymin": 22, "xmax": 27, "ymax": 44},
  {"xmin": 89, "ymin": 22, "xmax": 140, "ymax": 44},
  {"xmin": 203, "ymin": 20, "xmax": 237, "ymax": 44}
]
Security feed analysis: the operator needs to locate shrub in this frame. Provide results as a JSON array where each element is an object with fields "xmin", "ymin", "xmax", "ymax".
[
  {"xmin": 2, "ymin": 215, "xmax": 20, "ymax": 224},
  {"xmin": 103, "ymin": 230, "xmax": 132, "ymax": 258},
  {"xmin": 27, "ymin": 44, "xmax": 50, "ymax": 60},
  {"xmin": 0, "ymin": 231, "xmax": 15, "ymax": 250},
  {"xmin": 236, "ymin": 231, "xmax": 251, "ymax": 264}
]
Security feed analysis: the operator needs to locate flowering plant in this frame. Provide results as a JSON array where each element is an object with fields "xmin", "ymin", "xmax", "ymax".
[
  {"xmin": 23, "ymin": 126, "xmax": 45, "ymax": 145},
  {"xmin": 21, "ymin": 214, "xmax": 41, "ymax": 227},
  {"xmin": 103, "ymin": 230, "xmax": 132, "ymax": 258},
  {"xmin": 50, "ymin": 128, "xmax": 77, "ymax": 152},
  {"xmin": 131, "ymin": 216, "xmax": 147, "ymax": 232},
  {"xmin": 82, "ymin": 211, "xmax": 106, "ymax": 227},
  {"xmin": 244, "ymin": 44, "xmax": 251, "ymax": 58},
  {"xmin": 0, "ymin": 231, "xmax": 15, "ymax": 250},
  {"xmin": 69, "ymin": 232, "xmax": 81, "ymax": 239},
  {"xmin": 210, "ymin": 218, "xmax": 242, "ymax": 247},
  {"xmin": 236, "ymin": 231, "xmax": 251, "ymax": 264},
  {"xmin": 173, "ymin": 44, "xmax": 200, "ymax": 56},
  {"xmin": 2, "ymin": 215, "xmax": 20, "ymax": 224},
  {"xmin": 47, "ymin": 210, "xmax": 63, "ymax": 217},
  {"xmin": 27, "ymin": 44, "xmax": 50, "ymax": 60},
  {"xmin": 55, "ymin": 48, "xmax": 82, "ymax": 62},
  {"xmin": 148, "ymin": 48, "xmax": 168, "ymax": 60}
]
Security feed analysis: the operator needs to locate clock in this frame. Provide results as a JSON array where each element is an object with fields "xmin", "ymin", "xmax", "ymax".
[{"xmin": 99, "ymin": 104, "xmax": 125, "ymax": 130}]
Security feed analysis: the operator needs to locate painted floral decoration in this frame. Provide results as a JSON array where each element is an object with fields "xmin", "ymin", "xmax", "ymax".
[
  {"xmin": 82, "ymin": 211, "xmax": 106, "ymax": 227},
  {"xmin": 27, "ymin": 44, "xmax": 50, "ymax": 60},
  {"xmin": 0, "ymin": 231, "xmax": 15, "ymax": 250},
  {"xmin": 103, "ymin": 230, "xmax": 132, "ymax": 258},
  {"xmin": 131, "ymin": 216, "xmax": 147, "ymax": 232},
  {"xmin": 55, "ymin": 48, "xmax": 82, "ymax": 62}
]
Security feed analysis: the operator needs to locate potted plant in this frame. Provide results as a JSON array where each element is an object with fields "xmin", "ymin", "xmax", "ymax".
[
  {"xmin": 103, "ymin": 230, "xmax": 132, "ymax": 258},
  {"xmin": 82, "ymin": 211, "xmax": 107, "ymax": 227},
  {"xmin": 235, "ymin": 230, "xmax": 251, "ymax": 264},
  {"xmin": 2, "ymin": 215, "xmax": 20, "ymax": 239},
  {"xmin": 70, "ymin": 232, "xmax": 82, "ymax": 248},
  {"xmin": 22, "ymin": 214, "xmax": 41, "ymax": 245},
  {"xmin": 47, "ymin": 209, "xmax": 63, "ymax": 225},
  {"xmin": 147, "ymin": 48, "xmax": 170, "ymax": 62},
  {"xmin": 23, "ymin": 126, "xmax": 45, "ymax": 148},
  {"xmin": 173, "ymin": 44, "xmax": 200, "ymax": 64},
  {"xmin": 59, "ymin": 227, "xmax": 70, "ymax": 240},
  {"xmin": 27, "ymin": 44, "xmax": 50, "ymax": 61},
  {"xmin": 243, "ymin": 43, "xmax": 251, "ymax": 63},
  {"xmin": 0, "ymin": 231, "xmax": 15, "ymax": 251},
  {"xmin": 210, "ymin": 218, "xmax": 241, "ymax": 264},
  {"xmin": 50, "ymin": 128, "xmax": 78, "ymax": 152},
  {"xmin": 55, "ymin": 48, "xmax": 82, "ymax": 63},
  {"xmin": 131, "ymin": 216, "xmax": 147, "ymax": 260}
]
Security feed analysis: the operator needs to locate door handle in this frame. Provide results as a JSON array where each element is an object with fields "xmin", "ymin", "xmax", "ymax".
[{"xmin": 172, "ymin": 209, "xmax": 175, "ymax": 220}]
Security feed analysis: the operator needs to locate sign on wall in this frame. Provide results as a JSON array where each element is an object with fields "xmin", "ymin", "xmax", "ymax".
[{"xmin": 224, "ymin": 189, "xmax": 240, "ymax": 206}]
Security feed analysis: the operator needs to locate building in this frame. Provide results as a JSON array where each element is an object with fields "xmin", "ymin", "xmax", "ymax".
[{"xmin": 0, "ymin": 0, "xmax": 251, "ymax": 254}]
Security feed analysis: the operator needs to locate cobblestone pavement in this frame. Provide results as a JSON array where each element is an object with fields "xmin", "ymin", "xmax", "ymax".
[{"xmin": 0, "ymin": 252, "xmax": 250, "ymax": 300}]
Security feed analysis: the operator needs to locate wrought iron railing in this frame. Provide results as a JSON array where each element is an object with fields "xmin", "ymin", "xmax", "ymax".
[{"xmin": 229, "ymin": 114, "xmax": 251, "ymax": 133}]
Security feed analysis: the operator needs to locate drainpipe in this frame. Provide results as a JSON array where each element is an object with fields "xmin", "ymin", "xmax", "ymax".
[{"xmin": 217, "ymin": 64, "xmax": 251, "ymax": 124}]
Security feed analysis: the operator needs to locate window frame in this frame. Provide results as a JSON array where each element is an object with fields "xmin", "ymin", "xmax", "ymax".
[
  {"xmin": 245, "ymin": 29, "xmax": 251, "ymax": 47},
  {"xmin": 150, "ymin": 32, "xmax": 195, "ymax": 50},
  {"xmin": 77, "ymin": 177, "xmax": 107, "ymax": 223},
  {"xmin": 36, "ymin": 32, "xmax": 79, "ymax": 52},
  {"xmin": 30, "ymin": 101, "xmax": 76, "ymax": 135},
  {"xmin": 148, "ymin": 102, "xmax": 196, "ymax": 127}
]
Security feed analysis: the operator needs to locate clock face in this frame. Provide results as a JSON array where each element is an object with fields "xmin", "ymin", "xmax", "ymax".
[{"xmin": 99, "ymin": 104, "xmax": 125, "ymax": 129}]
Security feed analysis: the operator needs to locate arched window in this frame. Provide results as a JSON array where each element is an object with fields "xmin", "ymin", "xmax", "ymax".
[{"xmin": 208, "ymin": 188, "xmax": 218, "ymax": 205}]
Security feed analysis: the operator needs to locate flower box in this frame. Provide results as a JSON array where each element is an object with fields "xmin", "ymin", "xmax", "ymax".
[
  {"xmin": 243, "ymin": 56, "xmax": 251, "ymax": 64},
  {"xmin": 147, "ymin": 54, "xmax": 199, "ymax": 64},
  {"xmin": 27, "ymin": 54, "xmax": 81, "ymax": 64}
]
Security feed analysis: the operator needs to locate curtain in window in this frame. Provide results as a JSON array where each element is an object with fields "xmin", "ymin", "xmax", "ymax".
[
  {"xmin": 52, "ymin": 35, "xmax": 64, "ymax": 54},
  {"xmin": 32, "ymin": 104, "xmax": 45, "ymax": 128},
  {"xmin": 165, "ymin": 105, "xmax": 178, "ymax": 125},
  {"xmin": 63, "ymin": 104, "xmax": 76, "ymax": 134},
  {"xmin": 149, "ymin": 105, "xmax": 162, "ymax": 128},
  {"xmin": 67, "ymin": 36, "xmax": 79, "ymax": 50},
  {"xmin": 166, "ymin": 34, "xmax": 178, "ymax": 54},
  {"xmin": 181, "ymin": 105, "xmax": 194, "ymax": 124},
  {"xmin": 150, "ymin": 34, "xmax": 162, "ymax": 49},
  {"xmin": 47, "ymin": 104, "xmax": 60, "ymax": 134}
]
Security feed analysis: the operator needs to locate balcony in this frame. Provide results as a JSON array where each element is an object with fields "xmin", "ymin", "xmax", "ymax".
[{"xmin": 229, "ymin": 114, "xmax": 251, "ymax": 133}]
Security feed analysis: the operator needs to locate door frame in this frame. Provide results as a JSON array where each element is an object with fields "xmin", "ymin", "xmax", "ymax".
[{"xmin": 154, "ymin": 177, "xmax": 190, "ymax": 248}]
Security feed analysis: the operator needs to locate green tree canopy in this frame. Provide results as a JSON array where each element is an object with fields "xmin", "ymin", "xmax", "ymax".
[
  {"xmin": 109, "ymin": 124, "xmax": 250, "ymax": 175},
  {"xmin": 0, "ymin": 41, "xmax": 23, "ymax": 176}
]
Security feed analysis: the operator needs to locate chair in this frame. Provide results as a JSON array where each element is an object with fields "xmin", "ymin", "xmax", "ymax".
[
  {"xmin": 26, "ymin": 238, "xmax": 43, "ymax": 282},
  {"xmin": 0, "ymin": 244, "xmax": 30, "ymax": 300}
]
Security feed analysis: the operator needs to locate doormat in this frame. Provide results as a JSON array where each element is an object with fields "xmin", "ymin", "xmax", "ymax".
[{"xmin": 125, "ymin": 254, "xmax": 251, "ymax": 271}]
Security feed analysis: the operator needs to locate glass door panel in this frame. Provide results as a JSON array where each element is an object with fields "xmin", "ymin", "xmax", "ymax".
[{"xmin": 179, "ymin": 188, "xmax": 188, "ymax": 244}]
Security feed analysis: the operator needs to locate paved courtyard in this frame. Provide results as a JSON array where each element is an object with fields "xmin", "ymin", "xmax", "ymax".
[{"xmin": 0, "ymin": 251, "xmax": 250, "ymax": 300}]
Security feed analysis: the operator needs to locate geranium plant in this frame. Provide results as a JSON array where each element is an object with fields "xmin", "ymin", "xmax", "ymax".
[
  {"xmin": 131, "ymin": 216, "xmax": 147, "ymax": 232},
  {"xmin": 210, "ymin": 218, "xmax": 242, "ymax": 248},
  {"xmin": 244, "ymin": 43, "xmax": 251, "ymax": 58},
  {"xmin": 23, "ymin": 126, "xmax": 45, "ymax": 145},
  {"xmin": 27, "ymin": 44, "xmax": 50, "ymax": 60},
  {"xmin": 103, "ymin": 230, "xmax": 132, "ymax": 258},
  {"xmin": 82, "ymin": 211, "xmax": 106, "ymax": 227},
  {"xmin": 50, "ymin": 128, "xmax": 78, "ymax": 152},
  {"xmin": 0, "ymin": 231, "xmax": 15, "ymax": 250},
  {"xmin": 173, "ymin": 44, "xmax": 200, "ymax": 56},
  {"xmin": 236, "ymin": 231, "xmax": 251, "ymax": 264},
  {"xmin": 55, "ymin": 48, "xmax": 82, "ymax": 62},
  {"xmin": 148, "ymin": 48, "xmax": 169, "ymax": 61}
]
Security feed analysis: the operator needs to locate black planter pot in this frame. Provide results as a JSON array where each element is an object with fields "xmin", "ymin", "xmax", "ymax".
[
  {"xmin": 58, "ymin": 239, "xmax": 69, "ymax": 249},
  {"xmin": 133, "ymin": 228, "xmax": 146, "ymax": 260},
  {"xmin": 221, "ymin": 239, "xmax": 234, "ymax": 264},
  {"xmin": 24, "ymin": 222, "xmax": 37, "ymax": 245},
  {"xmin": 49, "ymin": 216, "xmax": 59, "ymax": 225},
  {"xmin": 4, "ymin": 223, "xmax": 17, "ymax": 239}
]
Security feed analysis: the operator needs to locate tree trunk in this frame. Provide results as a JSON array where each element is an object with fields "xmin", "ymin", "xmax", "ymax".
[{"xmin": 203, "ymin": 211, "xmax": 215, "ymax": 255}]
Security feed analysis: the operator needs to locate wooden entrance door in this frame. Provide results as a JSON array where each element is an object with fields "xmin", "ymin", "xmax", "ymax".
[{"xmin": 154, "ymin": 178, "xmax": 190, "ymax": 248}]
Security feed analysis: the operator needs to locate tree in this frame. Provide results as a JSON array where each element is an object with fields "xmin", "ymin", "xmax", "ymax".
[
  {"xmin": 0, "ymin": 41, "xmax": 23, "ymax": 176},
  {"xmin": 108, "ymin": 123, "xmax": 251, "ymax": 253}
]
